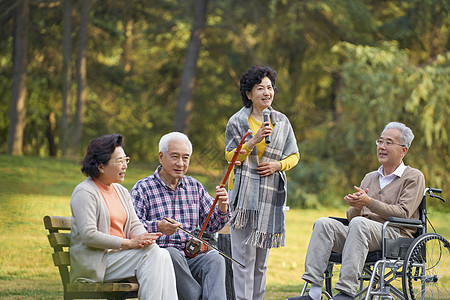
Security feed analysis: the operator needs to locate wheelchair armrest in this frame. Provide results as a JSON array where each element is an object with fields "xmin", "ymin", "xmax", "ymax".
[
  {"xmin": 329, "ymin": 217, "xmax": 349, "ymax": 226},
  {"xmin": 382, "ymin": 217, "xmax": 423, "ymax": 259},
  {"xmin": 386, "ymin": 217, "xmax": 422, "ymax": 226}
]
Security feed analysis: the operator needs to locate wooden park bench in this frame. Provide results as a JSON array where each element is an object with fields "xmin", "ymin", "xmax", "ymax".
[{"xmin": 43, "ymin": 215, "xmax": 139, "ymax": 300}]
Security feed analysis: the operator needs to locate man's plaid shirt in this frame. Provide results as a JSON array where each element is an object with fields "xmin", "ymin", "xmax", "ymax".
[{"xmin": 130, "ymin": 166, "xmax": 230, "ymax": 251}]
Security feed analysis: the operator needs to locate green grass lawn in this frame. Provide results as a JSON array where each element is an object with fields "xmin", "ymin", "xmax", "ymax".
[{"xmin": 0, "ymin": 155, "xmax": 448, "ymax": 299}]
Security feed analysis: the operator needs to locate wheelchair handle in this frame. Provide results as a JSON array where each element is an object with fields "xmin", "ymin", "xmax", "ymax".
[
  {"xmin": 431, "ymin": 194, "xmax": 446, "ymax": 202},
  {"xmin": 425, "ymin": 187, "xmax": 446, "ymax": 202},
  {"xmin": 428, "ymin": 187, "xmax": 442, "ymax": 194}
]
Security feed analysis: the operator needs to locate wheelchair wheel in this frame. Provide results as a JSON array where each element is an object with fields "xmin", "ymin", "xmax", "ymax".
[{"xmin": 402, "ymin": 233, "xmax": 450, "ymax": 300}]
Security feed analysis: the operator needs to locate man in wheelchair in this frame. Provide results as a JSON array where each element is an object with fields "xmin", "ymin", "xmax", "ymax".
[{"xmin": 288, "ymin": 122, "xmax": 425, "ymax": 300}]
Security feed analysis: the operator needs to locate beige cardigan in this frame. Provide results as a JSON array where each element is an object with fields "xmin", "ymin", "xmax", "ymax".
[
  {"xmin": 69, "ymin": 177, "xmax": 146, "ymax": 283},
  {"xmin": 347, "ymin": 166, "xmax": 425, "ymax": 238}
]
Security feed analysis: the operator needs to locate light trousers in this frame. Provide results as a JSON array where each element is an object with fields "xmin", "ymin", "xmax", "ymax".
[
  {"xmin": 231, "ymin": 225, "xmax": 270, "ymax": 300},
  {"xmin": 104, "ymin": 243, "xmax": 178, "ymax": 300},
  {"xmin": 302, "ymin": 216, "xmax": 402, "ymax": 296}
]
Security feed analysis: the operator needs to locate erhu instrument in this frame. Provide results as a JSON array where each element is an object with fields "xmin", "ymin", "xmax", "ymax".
[{"xmin": 164, "ymin": 217, "xmax": 245, "ymax": 268}]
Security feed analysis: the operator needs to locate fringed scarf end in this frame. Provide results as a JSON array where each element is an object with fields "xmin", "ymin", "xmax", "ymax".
[
  {"xmin": 243, "ymin": 230, "xmax": 285, "ymax": 249},
  {"xmin": 230, "ymin": 209, "xmax": 258, "ymax": 229}
]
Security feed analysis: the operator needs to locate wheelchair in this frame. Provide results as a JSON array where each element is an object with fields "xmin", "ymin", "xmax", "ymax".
[{"xmin": 300, "ymin": 187, "xmax": 449, "ymax": 300}]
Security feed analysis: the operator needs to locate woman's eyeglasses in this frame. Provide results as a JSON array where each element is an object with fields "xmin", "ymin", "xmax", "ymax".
[{"xmin": 115, "ymin": 157, "xmax": 130, "ymax": 165}]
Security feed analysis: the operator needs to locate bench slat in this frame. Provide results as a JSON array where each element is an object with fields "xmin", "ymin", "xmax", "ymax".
[
  {"xmin": 66, "ymin": 282, "xmax": 139, "ymax": 292},
  {"xmin": 48, "ymin": 232, "xmax": 71, "ymax": 248},
  {"xmin": 44, "ymin": 215, "xmax": 71, "ymax": 231},
  {"xmin": 52, "ymin": 250, "xmax": 70, "ymax": 266}
]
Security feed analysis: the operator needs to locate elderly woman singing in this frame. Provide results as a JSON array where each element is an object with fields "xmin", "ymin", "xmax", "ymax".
[{"xmin": 225, "ymin": 65, "xmax": 300, "ymax": 300}]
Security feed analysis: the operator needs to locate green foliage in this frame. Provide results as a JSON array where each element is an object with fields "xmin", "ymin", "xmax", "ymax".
[
  {"xmin": 1, "ymin": 0, "xmax": 449, "ymax": 207},
  {"xmin": 288, "ymin": 41, "xmax": 449, "ymax": 206}
]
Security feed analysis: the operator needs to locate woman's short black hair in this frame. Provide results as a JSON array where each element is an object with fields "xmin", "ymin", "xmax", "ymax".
[
  {"xmin": 81, "ymin": 134, "xmax": 123, "ymax": 178},
  {"xmin": 240, "ymin": 65, "xmax": 278, "ymax": 108}
]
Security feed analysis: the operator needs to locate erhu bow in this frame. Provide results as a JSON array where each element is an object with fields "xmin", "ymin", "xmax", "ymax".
[{"xmin": 181, "ymin": 129, "xmax": 252, "ymax": 267}]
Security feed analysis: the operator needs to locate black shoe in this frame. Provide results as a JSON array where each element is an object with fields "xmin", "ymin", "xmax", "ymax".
[
  {"xmin": 331, "ymin": 292, "xmax": 355, "ymax": 300},
  {"xmin": 286, "ymin": 295, "xmax": 314, "ymax": 300}
]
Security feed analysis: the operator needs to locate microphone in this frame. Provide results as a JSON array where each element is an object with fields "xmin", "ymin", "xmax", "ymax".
[{"xmin": 262, "ymin": 109, "xmax": 271, "ymax": 144}]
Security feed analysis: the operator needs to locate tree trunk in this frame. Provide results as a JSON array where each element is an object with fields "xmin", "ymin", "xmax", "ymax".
[
  {"xmin": 331, "ymin": 70, "xmax": 343, "ymax": 123},
  {"xmin": 61, "ymin": 0, "xmax": 73, "ymax": 156},
  {"xmin": 7, "ymin": 0, "xmax": 29, "ymax": 155},
  {"xmin": 120, "ymin": 19, "xmax": 134, "ymax": 73},
  {"xmin": 174, "ymin": 0, "xmax": 208, "ymax": 134},
  {"xmin": 70, "ymin": 0, "xmax": 89, "ymax": 156},
  {"xmin": 47, "ymin": 112, "xmax": 57, "ymax": 156}
]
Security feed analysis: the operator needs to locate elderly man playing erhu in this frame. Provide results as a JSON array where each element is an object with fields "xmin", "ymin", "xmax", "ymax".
[{"xmin": 131, "ymin": 132, "xmax": 231, "ymax": 300}]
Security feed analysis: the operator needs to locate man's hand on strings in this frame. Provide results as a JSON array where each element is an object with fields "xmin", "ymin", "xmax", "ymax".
[
  {"xmin": 157, "ymin": 218, "xmax": 182, "ymax": 236},
  {"xmin": 216, "ymin": 185, "xmax": 229, "ymax": 213}
]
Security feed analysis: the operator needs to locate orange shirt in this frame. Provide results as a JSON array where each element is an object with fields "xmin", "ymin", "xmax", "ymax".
[{"xmin": 94, "ymin": 178, "xmax": 127, "ymax": 238}]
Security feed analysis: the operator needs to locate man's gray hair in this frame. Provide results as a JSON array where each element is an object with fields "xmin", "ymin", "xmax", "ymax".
[
  {"xmin": 382, "ymin": 122, "xmax": 414, "ymax": 148},
  {"xmin": 159, "ymin": 132, "xmax": 193, "ymax": 155}
]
